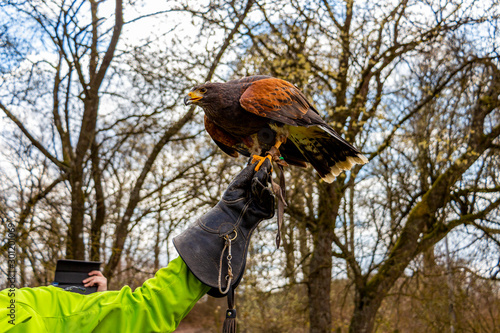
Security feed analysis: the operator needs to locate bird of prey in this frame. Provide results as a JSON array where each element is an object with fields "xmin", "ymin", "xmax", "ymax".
[{"xmin": 184, "ymin": 75, "xmax": 368, "ymax": 182}]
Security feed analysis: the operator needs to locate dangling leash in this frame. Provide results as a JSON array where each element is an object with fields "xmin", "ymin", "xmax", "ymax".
[
  {"xmin": 222, "ymin": 286, "xmax": 236, "ymax": 333},
  {"xmin": 218, "ymin": 233, "xmax": 235, "ymax": 295},
  {"xmin": 256, "ymin": 127, "xmax": 288, "ymax": 248},
  {"xmin": 271, "ymin": 162, "xmax": 287, "ymax": 248},
  {"xmin": 218, "ymin": 232, "xmax": 238, "ymax": 333}
]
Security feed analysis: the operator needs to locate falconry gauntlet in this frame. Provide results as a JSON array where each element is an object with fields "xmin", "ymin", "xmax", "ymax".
[{"xmin": 173, "ymin": 159, "xmax": 275, "ymax": 297}]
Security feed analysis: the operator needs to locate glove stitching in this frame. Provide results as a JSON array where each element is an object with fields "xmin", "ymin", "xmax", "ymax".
[
  {"xmin": 196, "ymin": 218, "xmax": 221, "ymax": 234},
  {"xmin": 221, "ymin": 197, "xmax": 247, "ymax": 204}
]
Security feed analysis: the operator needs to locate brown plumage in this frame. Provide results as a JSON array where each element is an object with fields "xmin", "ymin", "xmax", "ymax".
[{"xmin": 184, "ymin": 75, "xmax": 368, "ymax": 182}]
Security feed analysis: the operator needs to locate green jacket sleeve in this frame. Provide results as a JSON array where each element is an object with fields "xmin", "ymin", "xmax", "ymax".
[{"xmin": 0, "ymin": 257, "xmax": 210, "ymax": 333}]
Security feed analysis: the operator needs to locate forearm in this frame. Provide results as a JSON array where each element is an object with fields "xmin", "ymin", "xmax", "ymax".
[{"xmin": 0, "ymin": 257, "xmax": 209, "ymax": 333}]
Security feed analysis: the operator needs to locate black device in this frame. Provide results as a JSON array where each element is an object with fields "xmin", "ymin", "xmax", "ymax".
[{"xmin": 52, "ymin": 259, "xmax": 102, "ymax": 295}]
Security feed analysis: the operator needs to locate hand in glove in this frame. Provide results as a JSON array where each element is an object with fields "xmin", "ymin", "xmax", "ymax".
[{"xmin": 173, "ymin": 159, "xmax": 274, "ymax": 296}]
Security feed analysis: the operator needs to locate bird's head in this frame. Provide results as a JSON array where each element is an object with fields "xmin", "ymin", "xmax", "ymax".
[{"xmin": 184, "ymin": 83, "xmax": 219, "ymax": 106}]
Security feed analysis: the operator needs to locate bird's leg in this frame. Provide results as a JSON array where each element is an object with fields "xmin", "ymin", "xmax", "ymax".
[
  {"xmin": 251, "ymin": 136, "xmax": 289, "ymax": 248},
  {"xmin": 267, "ymin": 139, "xmax": 289, "ymax": 167},
  {"xmin": 251, "ymin": 137, "xmax": 287, "ymax": 171}
]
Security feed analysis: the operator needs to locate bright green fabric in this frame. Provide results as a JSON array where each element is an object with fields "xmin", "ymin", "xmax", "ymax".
[{"xmin": 0, "ymin": 257, "xmax": 210, "ymax": 333}]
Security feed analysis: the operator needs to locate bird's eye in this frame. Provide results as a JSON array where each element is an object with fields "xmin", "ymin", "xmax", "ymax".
[{"xmin": 199, "ymin": 88, "xmax": 207, "ymax": 93}]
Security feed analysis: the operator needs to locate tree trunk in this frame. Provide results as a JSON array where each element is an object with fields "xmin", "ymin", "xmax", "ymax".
[
  {"xmin": 349, "ymin": 289, "xmax": 383, "ymax": 333},
  {"xmin": 67, "ymin": 170, "xmax": 86, "ymax": 259},
  {"xmin": 308, "ymin": 182, "xmax": 342, "ymax": 333},
  {"xmin": 308, "ymin": 226, "xmax": 333, "ymax": 333},
  {"xmin": 65, "ymin": 0, "xmax": 123, "ymax": 259},
  {"xmin": 90, "ymin": 141, "xmax": 106, "ymax": 261},
  {"xmin": 283, "ymin": 216, "xmax": 296, "ymax": 282}
]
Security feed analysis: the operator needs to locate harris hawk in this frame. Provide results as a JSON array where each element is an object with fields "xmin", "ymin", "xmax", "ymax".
[{"xmin": 184, "ymin": 75, "xmax": 368, "ymax": 183}]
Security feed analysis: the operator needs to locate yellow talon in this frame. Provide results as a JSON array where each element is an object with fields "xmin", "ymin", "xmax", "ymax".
[
  {"xmin": 251, "ymin": 138, "xmax": 286, "ymax": 172},
  {"xmin": 251, "ymin": 154, "xmax": 273, "ymax": 171}
]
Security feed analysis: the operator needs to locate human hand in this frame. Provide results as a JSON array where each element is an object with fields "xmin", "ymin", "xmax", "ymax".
[
  {"xmin": 223, "ymin": 159, "xmax": 273, "ymax": 201},
  {"xmin": 82, "ymin": 270, "xmax": 108, "ymax": 292}
]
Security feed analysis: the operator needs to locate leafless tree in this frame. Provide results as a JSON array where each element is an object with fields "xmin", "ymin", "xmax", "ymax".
[
  {"xmin": 0, "ymin": 0, "xmax": 257, "ymax": 284},
  {"xmin": 230, "ymin": 0, "xmax": 500, "ymax": 331}
]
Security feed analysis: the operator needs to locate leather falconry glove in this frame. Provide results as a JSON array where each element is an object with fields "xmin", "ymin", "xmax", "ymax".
[{"xmin": 173, "ymin": 159, "xmax": 275, "ymax": 333}]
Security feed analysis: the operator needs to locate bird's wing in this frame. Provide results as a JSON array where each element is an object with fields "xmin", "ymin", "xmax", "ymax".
[
  {"xmin": 239, "ymin": 78, "xmax": 320, "ymax": 126},
  {"xmin": 204, "ymin": 115, "xmax": 239, "ymax": 157}
]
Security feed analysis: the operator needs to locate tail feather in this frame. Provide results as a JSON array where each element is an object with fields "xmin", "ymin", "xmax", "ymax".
[{"xmin": 288, "ymin": 125, "xmax": 368, "ymax": 183}]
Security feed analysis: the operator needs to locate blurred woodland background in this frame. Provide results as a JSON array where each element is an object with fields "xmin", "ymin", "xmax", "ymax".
[{"xmin": 1, "ymin": 0, "xmax": 499, "ymax": 332}]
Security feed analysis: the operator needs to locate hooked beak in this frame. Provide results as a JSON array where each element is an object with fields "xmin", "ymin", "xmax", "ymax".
[{"xmin": 184, "ymin": 91, "xmax": 203, "ymax": 106}]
